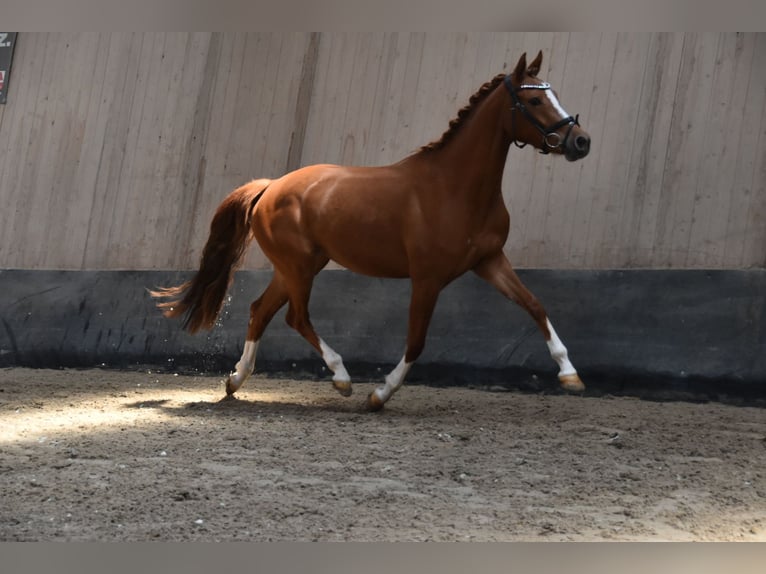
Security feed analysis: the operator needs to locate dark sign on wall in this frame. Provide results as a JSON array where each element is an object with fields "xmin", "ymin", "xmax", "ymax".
[{"xmin": 0, "ymin": 33, "xmax": 18, "ymax": 104}]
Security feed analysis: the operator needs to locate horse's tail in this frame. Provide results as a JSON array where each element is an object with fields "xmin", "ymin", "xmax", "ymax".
[{"xmin": 150, "ymin": 179, "xmax": 270, "ymax": 334}]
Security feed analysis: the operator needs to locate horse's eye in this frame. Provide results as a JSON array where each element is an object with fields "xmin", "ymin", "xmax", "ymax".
[{"xmin": 529, "ymin": 97, "xmax": 543, "ymax": 106}]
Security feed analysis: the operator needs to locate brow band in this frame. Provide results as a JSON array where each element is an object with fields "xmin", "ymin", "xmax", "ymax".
[{"xmin": 518, "ymin": 82, "xmax": 551, "ymax": 90}]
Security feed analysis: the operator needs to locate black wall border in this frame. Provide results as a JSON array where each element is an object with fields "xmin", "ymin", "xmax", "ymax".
[{"xmin": 1, "ymin": 268, "xmax": 764, "ymax": 403}]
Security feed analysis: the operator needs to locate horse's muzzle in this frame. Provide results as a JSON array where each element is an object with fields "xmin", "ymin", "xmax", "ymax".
[{"xmin": 565, "ymin": 131, "xmax": 591, "ymax": 161}]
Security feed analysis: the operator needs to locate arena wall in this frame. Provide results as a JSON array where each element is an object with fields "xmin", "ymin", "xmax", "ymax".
[
  {"xmin": 0, "ymin": 33, "xmax": 764, "ymax": 270},
  {"xmin": 0, "ymin": 33, "xmax": 764, "ymax": 395}
]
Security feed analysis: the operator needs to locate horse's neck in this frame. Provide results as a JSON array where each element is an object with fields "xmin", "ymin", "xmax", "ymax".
[{"xmin": 427, "ymin": 86, "xmax": 512, "ymax": 196}]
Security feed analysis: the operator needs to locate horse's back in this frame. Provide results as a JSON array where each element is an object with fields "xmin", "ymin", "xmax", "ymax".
[{"xmin": 252, "ymin": 163, "xmax": 415, "ymax": 277}]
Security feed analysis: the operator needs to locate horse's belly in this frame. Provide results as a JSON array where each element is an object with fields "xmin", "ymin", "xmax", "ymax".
[{"xmin": 321, "ymin": 235, "xmax": 410, "ymax": 278}]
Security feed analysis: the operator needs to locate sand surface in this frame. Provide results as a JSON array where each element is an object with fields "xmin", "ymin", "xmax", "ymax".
[{"xmin": 1, "ymin": 368, "xmax": 764, "ymax": 541}]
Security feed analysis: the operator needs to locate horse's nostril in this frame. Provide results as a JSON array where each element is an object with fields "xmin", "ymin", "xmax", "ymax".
[{"xmin": 575, "ymin": 135, "xmax": 590, "ymax": 153}]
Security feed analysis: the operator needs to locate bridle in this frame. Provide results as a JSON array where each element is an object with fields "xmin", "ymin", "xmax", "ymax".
[{"xmin": 503, "ymin": 75, "xmax": 580, "ymax": 153}]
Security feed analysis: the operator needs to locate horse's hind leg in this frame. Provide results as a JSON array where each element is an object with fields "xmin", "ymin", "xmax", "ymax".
[
  {"xmin": 368, "ymin": 279, "xmax": 441, "ymax": 411},
  {"xmin": 474, "ymin": 251, "xmax": 585, "ymax": 393},
  {"xmin": 225, "ymin": 274, "xmax": 288, "ymax": 395},
  {"xmin": 282, "ymin": 270, "xmax": 353, "ymax": 397}
]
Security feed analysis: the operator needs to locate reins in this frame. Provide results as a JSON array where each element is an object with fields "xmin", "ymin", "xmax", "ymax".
[{"xmin": 503, "ymin": 75, "xmax": 579, "ymax": 153}]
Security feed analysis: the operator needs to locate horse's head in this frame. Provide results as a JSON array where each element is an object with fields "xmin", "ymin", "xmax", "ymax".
[{"xmin": 502, "ymin": 51, "xmax": 590, "ymax": 161}]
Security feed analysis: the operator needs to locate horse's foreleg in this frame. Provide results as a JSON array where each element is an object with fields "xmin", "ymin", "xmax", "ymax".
[
  {"xmin": 368, "ymin": 280, "xmax": 441, "ymax": 411},
  {"xmin": 225, "ymin": 276, "xmax": 288, "ymax": 395},
  {"xmin": 474, "ymin": 252, "xmax": 585, "ymax": 393}
]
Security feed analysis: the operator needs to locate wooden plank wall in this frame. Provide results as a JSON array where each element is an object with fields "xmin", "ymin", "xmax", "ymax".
[{"xmin": 0, "ymin": 33, "xmax": 764, "ymax": 271}]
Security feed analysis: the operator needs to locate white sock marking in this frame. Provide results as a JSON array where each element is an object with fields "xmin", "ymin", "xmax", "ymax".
[
  {"xmin": 374, "ymin": 355, "xmax": 412, "ymax": 404},
  {"xmin": 319, "ymin": 339, "xmax": 350, "ymax": 383},
  {"xmin": 545, "ymin": 318, "xmax": 577, "ymax": 376},
  {"xmin": 229, "ymin": 339, "xmax": 259, "ymax": 391}
]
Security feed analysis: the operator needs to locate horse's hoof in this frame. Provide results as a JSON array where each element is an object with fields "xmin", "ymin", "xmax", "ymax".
[
  {"xmin": 225, "ymin": 377, "xmax": 239, "ymax": 396},
  {"xmin": 559, "ymin": 373, "xmax": 585, "ymax": 393},
  {"xmin": 333, "ymin": 380, "xmax": 353, "ymax": 397},
  {"xmin": 367, "ymin": 391, "xmax": 385, "ymax": 412}
]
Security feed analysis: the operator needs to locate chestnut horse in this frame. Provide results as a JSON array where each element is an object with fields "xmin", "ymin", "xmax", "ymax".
[{"xmin": 152, "ymin": 51, "xmax": 591, "ymax": 410}]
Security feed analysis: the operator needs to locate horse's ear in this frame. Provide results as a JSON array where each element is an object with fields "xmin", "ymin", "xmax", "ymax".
[
  {"xmin": 527, "ymin": 50, "xmax": 543, "ymax": 77},
  {"xmin": 512, "ymin": 52, "xmax": 527, "ymax": 83}
]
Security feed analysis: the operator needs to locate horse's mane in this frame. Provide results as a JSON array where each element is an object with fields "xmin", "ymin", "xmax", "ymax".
[{"xmin": 419, "ymin": 72, "xmax": 507, "ymax": 153}]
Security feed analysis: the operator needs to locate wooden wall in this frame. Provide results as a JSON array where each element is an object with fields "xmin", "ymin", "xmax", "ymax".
[{"xmin": 0, "ymin": 33, "xmax": 764, "ymax": 271}]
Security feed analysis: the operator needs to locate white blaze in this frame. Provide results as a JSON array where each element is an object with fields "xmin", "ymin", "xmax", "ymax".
[{"xmin": 546, "ymin": 90, "xmax": 570, "ymax": 122}]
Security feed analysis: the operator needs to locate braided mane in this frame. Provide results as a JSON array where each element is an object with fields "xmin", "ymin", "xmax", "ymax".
[{"xmin": 419, "ymin": 73, "xmax": 507, "ymax": 153}]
